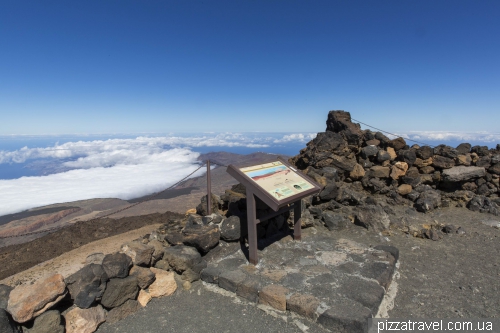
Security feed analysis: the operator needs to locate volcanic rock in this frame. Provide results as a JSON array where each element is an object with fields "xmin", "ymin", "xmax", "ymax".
[
  {"xmin": 24, "ymin": 310, "xmax": 64, "ymax": 333},
  {"xmin": 148, "ymin": 268, "xmax": 177, "ymax": 298},
  {"xmin": 65, "ymin": 264, "xmax": 108, "ymax": 309},
  {"xmin": 101, "ymin": 252, "xmax": 133, "ymax": 279},
  {"xmin": 326, "ymin": 110, "xmax": 363, "ymax": 145},
  {"xmin": 120, "ymin": 242, "xmax": 154, "ymax": 267},
  {"xmin": 354, "ymin": 205, "xmax": 390, "ymax": 231},
  {"xmin": 7, "ymin": 274, "xmax": 67, "ymax": 323},
  {"xmin": 64, "ymin": 305, "xmax": 106, "ymax": 333},
  {"xmin": 100, "ymin": 276, "xmax": 139, "ymax": 309},
  {"xmin": 442, "ymin": 166, "xmax": 486, "ymax": 182}
]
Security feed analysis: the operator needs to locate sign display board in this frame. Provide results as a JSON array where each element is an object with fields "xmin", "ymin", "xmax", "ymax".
[
  {"xmin": 240, "ymin": 161, "xmax": 315, "ymax": 201},
  {"xmin": 226, "ymin": 158, "xmax": 321, "ymax": 212}
]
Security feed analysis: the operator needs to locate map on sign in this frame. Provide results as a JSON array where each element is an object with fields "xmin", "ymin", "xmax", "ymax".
[{"xmin": 240, "ymin": 161, "xmax": 313, "ymax": 200}]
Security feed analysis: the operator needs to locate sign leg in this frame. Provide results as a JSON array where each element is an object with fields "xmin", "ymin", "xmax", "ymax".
[
  {"xmin": 293, "ymin": 200, "xmax": 302, "ymax": 241},
  {"xmin": 246, "ymin": 189, "xmax": 258, "ymax": 265}
]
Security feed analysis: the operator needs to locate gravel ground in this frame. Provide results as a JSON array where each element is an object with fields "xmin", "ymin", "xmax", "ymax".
[
  {"xmin": 343, "ymin": 206, "xmax": 500, "ymax": 319},
  {"xmin": 96, "ymin": 281, "xmax": 331, "ymax": 333}
]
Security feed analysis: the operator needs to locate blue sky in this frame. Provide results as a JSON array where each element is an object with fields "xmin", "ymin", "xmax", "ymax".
[{"xmin": 1, "ymin": 0, "xmax": 499, "ymax": 135}]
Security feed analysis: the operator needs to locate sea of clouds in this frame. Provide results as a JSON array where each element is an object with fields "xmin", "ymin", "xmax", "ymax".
[
  {"xmin": 0, "ymin": 133, "xmax": 317, "ymax": 216},
  {"xmin": 0, "ymin": 130, "xmax": 498, "ymax": 217}
]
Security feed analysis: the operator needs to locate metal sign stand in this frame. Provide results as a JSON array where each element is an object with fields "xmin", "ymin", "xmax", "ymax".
[
  {"xmin": 226, "ymin": 157, "xmax": 321, "ymax": 265},
  {"xmin": 206, "ymin": 160, "xmax": 211, "ymax": 215},
  {"xmin": 246, "ymin": 189, "xmax": 302, "ymax": 264}
]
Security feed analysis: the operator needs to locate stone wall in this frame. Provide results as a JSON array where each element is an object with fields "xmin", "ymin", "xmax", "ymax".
[
  {"xmin": 289, "ymin": 110, "xmax": 500, "ymax": 215},
  {"xmin": 0, "ymin": 227, "xmax": 203, "ymax": 333}
]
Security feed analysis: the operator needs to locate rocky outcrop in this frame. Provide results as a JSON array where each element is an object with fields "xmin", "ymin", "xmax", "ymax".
[{"xmin": 289, "ymin": 110, "xmax": 500, "ymax": 216}]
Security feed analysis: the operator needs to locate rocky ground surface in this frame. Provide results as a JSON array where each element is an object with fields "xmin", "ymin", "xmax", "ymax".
[{"xmin": 3, "ymin": 204, "xmax": 498, "ymax": 332}]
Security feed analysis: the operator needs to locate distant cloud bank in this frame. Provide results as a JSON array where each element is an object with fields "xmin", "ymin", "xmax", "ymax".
[
  {"xmin": 0, "ymin": 130, "xmax": 497, "ymax": 216},
  {"xmin": 0, "ymin": 132, "xmax": 318, "ymax": 216}
]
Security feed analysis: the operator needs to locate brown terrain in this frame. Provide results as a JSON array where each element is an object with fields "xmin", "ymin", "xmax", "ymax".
[{"xmin": 0, "ymin": 152, "xmax": 288, "ymax": 280}]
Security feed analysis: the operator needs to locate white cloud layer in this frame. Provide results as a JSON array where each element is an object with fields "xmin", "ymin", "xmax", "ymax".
[
  {"xmin": 397, "ymin": 131, "xmax": 500, "ymax": 143},
  {"xmin": 0, "ymin": 134, "xmax": 269, "ymax": 165},
  {"xmin": 0, "ymin": 147, "xmax": 204, "ymax": 216},
  {"xmin": 0, "ymin": 133, "xmax": 321, "ymax": 216},
  {"xmin": 273, "ymin": 133, "xmax": 317, "ymax": 143}
]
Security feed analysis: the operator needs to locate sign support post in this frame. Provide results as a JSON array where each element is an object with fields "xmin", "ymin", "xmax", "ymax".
[
  {"xmin": 207, "ymin": 160, "xmax": 211, "ymax": 215},
  {"xmin": 227, "ymin": 158, "xmax": 321, "ymax": 265},
  {"xmin": 246, "ymin": 188, "xmax": 258, "ymax": 265}
]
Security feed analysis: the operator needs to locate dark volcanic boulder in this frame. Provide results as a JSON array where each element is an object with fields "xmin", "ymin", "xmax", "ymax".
[
  {"xmin": 163, "ymin": 245, "xmax": 202, "ymax": 273},
  {"xmin": 417, "ymin": 146, "xmax": 434, "ymax": 160},
  {"xmin": 414, "ymin": 190, "xmax": 441, "ymax": 213},
  {"xmin": 319, "ymin": 182, "xmax": 339, "ymax": 201},
  {"xmin": 489, "ymin": 163, "xmax": 500, "ymax": 175},
  {"xmin": 101, "ymin": 276, "xmax": 139, "ymax": 309},
  {"xmin": 311, "ymin": 131, "xmax": 347, "ymax": 154},
  {"xmin": 24, "ymin": 310, "xmax": 64, "ymax": 333},
  {"xmin": 327, "ymin": 155, "xmax": 357, "ymax": 172},
  {"xmin": 182, "ymin": 224, "xmax": 220, "ymax": 253},
  {"xmin": 65, "ymin": 264, "xmax": 108, "ymax": 309},
  {"xmin": 467, "ymin": 196, "xmax": 499, "ymax": 215},
  {"xmin": 471, "ymin": 145, "xmax": 489, "ymax": 156},
  {"xmin": 322, "ymin": 211, "xmax": 350, "ymax": 231},
  {"xmin": 432, "ymin": 155, "xmax": 455, "ymax": 169},
  {"xmin": 325, "ymin": 110, "xmax": 363, "ymax": 145},
  {"xmin": 129, "ymin": 266, "xmax": 155, "ymax": 289},
  {"xmin": 220, "ymin": 216, "xmax": 244, "ymax": 241},
  {"xmin": 360, "ymin": 145, "xmax": 378, "ymax": 159},
  {"xmin": 397, "ymin": 149, "xmax": 417, "ymax": 166},
  {"xmin": 377, "ymin": 150, "xmax": 391, "ymax": 162},
  {"xmin": 475, "ymin": 156, "xmax": 491, "ymax": 168},
  {"xmin": 102, "ymin": 252, "xmax": 133, "ymax": 279},
  {"xmin": 388, "ymin": 137, "xmax": 406, "ymax": 151},
  {"xmin": 374, "ymin": 132, "xmax": 391, "ymax": 147},
  {"xmin": 0, "ymin": 284, "xmax": 12, "ymax": 310},
  {"xmin": 434, "ymin": 145, "xmax": 459, "ymax": 159},
  {"xmin": 456, "ymin": 143, "xmax": 471, "ymax": 154},
  {"xmin": 196, "ymin": 193, "xmax": 221, "ymax": 216},
  {"xmin": 354, "ymin": 205, "xmax": 391, "ymax": 231},
  {"xmin": 0, "ymin": 308, "xmax": 19, "ymax": 333}
]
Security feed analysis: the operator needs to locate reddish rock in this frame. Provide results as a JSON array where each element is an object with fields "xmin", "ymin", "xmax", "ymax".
[
  {"xmin": 287, "ymin": 293, "xmax": 320, "ymax": 319},
  {"xmin": 259, "ymin": 285, "xmax": 289, "ymax": 311},
  {"xmin": 7, "ymin": 274, "xmax": 67, "ymax": 323},
  {"xmin": 64, "ymin": 305, "xmax": 106, "ymax": 333},
  {"xmin": 148, "ymin": 268, "xmax": 177, "ymax": 298},
  {"xmin": 390, "ymin": 162, "xmax": 408, "ymax": 180}
]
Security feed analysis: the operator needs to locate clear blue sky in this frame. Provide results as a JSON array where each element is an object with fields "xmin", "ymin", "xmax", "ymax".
[{"xmin": 1, "ymin": 1, "xmax": 499, "ymax": 135}]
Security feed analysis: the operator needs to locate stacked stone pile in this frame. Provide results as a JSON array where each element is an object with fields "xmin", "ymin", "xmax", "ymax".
[
  {"xmin": 289, "ymin": 110, "xmax": 500, "ymax": 216},
  {"xmin": 0, "ymin": 229, "xmax": 210, "ymax": 333}
]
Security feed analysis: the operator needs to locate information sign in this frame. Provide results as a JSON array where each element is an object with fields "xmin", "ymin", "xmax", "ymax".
[
  {"xmin": 240, "ymin": 161, "xmax": 314, "ymax": 201},
  {"xmin": 226, "ymin": 157, "xmax": 321, "ymax": 264}
]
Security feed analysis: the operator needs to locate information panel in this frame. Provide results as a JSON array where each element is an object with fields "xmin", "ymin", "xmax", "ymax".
[{"xmin": 240, "ymin": 161, "xmax": 314, "ymax": 201}]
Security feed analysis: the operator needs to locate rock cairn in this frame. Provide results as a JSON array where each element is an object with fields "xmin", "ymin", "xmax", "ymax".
[{"xmin": 289, "ymin": 110, "xmax": 500, "ymax": 216}]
